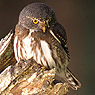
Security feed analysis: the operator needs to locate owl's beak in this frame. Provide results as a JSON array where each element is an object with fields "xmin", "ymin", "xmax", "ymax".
[
  {"xmin": 42, "ymin": 26, "xmax": 46, "ymax": 32},
  {"xmin": 40, "ymin": 20, "xmax": 49, "ymax": 32}
]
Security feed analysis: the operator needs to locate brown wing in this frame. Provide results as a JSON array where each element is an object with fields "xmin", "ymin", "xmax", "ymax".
[{"xmin": 50, "ymin": 23, "xmax": 70, "ymax": 59}]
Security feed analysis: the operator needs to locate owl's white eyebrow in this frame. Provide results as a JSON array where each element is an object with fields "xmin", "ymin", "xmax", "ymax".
[{"xmin": 26, "ymin": 16, "xmax": 41, "ymax": 22}]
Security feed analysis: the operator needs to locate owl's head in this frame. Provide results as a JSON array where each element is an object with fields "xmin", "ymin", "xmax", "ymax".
[{"xmin": 18, "ymin": 3, "xmax": 57, "ymax": 32}]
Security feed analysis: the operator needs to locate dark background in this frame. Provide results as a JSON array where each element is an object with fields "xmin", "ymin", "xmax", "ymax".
[{"xmin": 0, "ymin": 0, "xmax": 94, "ymax": 95}]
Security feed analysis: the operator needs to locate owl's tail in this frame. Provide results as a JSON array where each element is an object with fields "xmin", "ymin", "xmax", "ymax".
[{"xmin": 65, "ymin": 67, "xmax": 81, "ymax": 90}]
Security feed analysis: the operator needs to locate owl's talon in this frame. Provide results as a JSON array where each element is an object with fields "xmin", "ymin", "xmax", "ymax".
[
  {"xmin": 36, "ymin": 66, "xmax": 46, "ymax": 76},
  {"xmin": 40, "ymin": 67, "xmax": 46, "ymax": 72}
]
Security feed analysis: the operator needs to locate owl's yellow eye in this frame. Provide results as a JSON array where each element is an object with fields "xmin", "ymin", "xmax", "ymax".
[{"xmin": 33, "ymin": 19, "xmax": 39, "ymax": 24}]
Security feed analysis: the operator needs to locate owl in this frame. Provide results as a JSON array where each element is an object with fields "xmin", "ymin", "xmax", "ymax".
[{"xmin": 14, "ymin": 3, "xmax": 81, "ymax": 90}]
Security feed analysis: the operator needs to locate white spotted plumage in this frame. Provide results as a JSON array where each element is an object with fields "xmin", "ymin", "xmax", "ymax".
[
  {"xmin": 14, "ymin": 36, "xmax": 19, "ymax": 61},
  {"xmin": 14, "ymin": 31, "xmax": 56, "ymax": 69},
  {"xmin": 40, "ymin": 40, "xmax": 56, "ymax": 68}
]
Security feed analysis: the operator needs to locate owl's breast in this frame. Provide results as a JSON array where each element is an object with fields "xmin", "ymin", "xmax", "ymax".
[
  {"xmin": 22, "ymin": 35, "xmax": 56, "ymax": 69},
  {"xmin": 14, "ymin": 29, "xmax": 68, "ymax": 69}
]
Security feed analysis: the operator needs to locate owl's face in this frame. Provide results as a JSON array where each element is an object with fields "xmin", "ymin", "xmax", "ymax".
[{"xmin": 18, "ymin": 3, "xmax": 57, "ymax": 33}]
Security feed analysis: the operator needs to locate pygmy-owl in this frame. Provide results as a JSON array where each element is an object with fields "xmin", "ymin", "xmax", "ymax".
[{"xmin": 14, "ymin": 3, "xmax": 81, "ymax": 90}]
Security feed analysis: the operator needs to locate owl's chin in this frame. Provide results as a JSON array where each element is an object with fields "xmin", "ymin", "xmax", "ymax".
[{"xmin": 29, "ymin": 29, "xmax": 42, "ymax": 33}]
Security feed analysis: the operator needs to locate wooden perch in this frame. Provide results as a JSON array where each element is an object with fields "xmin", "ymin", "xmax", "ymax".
[{"xmin": 0, "ymin": 31, "xmax": 69, "ymax": 95}]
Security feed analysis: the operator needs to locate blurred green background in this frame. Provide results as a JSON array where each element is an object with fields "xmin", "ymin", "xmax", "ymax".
[{"xmin": 0, "ymin": 0, "xmax": 94, "ymax": 95}]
